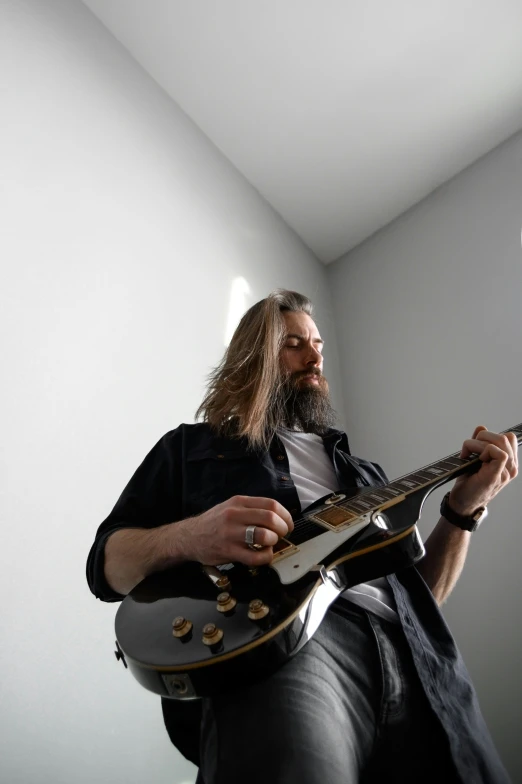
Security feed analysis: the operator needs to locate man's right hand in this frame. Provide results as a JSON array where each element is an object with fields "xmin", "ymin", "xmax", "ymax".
[{"xmin": 176, "ymin": 495, "xmax": 295, "ymax": 567}]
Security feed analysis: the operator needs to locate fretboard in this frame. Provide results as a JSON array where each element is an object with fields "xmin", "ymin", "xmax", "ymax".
[{"xmin": 289, "ymin": 422, "xmax": 522, "ymax": 540}]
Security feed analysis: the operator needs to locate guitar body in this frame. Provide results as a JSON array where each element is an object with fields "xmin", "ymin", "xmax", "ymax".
[
  {"xmin": 113, "ymin": 422, "xmax": 521, "ymax": 700},
  {"xmin": 114, "ymin": 508, "xmax": 424, "ymax": 700}
]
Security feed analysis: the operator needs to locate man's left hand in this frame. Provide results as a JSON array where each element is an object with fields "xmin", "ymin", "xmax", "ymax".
[{"xmin": 449, "ymin": 426, "xmax": 519, "ymax": 517}]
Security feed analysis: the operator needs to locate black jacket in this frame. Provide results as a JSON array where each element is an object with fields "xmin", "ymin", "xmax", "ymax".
[{"xmin": 86, "ymin": 423, "xmax": 509, "ymax": 782}]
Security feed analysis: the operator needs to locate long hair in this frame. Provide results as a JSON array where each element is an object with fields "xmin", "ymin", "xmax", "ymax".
[{"xmin": 196, "ymin": 289, "xmax": 314, "ymax": 450}]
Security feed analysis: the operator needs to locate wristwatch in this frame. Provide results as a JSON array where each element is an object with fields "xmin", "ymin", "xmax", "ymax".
[{"xmin": 440, "ymin": 491, "xmax": 488, "ymax": 533}]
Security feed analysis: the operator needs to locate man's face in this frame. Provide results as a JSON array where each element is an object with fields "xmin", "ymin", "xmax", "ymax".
[
  {"xmin": 277, "ymin": 311, "xmax": 335, "ymax": 433},
  {"xmin": 280, "ymin": 311, "xmax": 324, "ymax": 386}
]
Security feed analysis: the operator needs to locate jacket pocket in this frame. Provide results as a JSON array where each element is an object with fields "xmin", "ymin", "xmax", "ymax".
[{"xmin": 184, "ymin": 447, "xmax": 259, "ymax": 512}]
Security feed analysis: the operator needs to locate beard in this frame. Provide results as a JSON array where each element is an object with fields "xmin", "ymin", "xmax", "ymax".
[{"xmin": 275, "ymin": 368, "xmax": 337, "ymax": 434}]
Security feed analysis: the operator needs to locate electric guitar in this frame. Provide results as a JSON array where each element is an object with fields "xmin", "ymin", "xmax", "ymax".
[{"xmin": 113, "ymin": 423, "xmax": 522, "ymax": 700}]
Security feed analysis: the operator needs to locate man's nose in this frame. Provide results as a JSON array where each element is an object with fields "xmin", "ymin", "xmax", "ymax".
[{"xmin": 306, "ymin": 346, "xmax": 322, "ymax": 365}]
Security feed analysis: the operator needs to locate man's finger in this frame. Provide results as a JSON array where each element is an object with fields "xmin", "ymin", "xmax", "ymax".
[
  {"xmin": 476, "ymin": 430, "xmax": 516, "ymax": 467},
  {"xmin": 461, "ymin": 432, "xmax": 513, "ymax": 463},
  {"xmin": 472, "ymin": 425, "xmax": 488, "ymax": 440},
  {"xmin": 460, "ymin": 438, "xmax": 488, "ymax": 459},
  {"xmin": 233, "ymin": 496, "xmax": 294, "ymax": 532},
  {"xmin": 229, "ymin": 507, "xmax": 290, "ymax": 538},
  {"xmin": 235, "ymin": 545, "xmax": 274, "ymax": 567}
]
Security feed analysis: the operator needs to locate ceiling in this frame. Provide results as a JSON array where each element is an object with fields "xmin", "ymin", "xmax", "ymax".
[{"xmin": 82, "ymin": 0, "xmax": 522, "ymax": 263}]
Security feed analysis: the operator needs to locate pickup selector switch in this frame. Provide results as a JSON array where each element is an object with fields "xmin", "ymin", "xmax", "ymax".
[{"xmin": 216, "ymin": 575, "xmax": 231, "ymax": 591}]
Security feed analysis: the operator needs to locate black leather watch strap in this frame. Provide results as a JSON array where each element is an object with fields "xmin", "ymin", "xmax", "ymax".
[{"xmin": 440, "ymin": 491, "xmax": 487, "ymax": 533}]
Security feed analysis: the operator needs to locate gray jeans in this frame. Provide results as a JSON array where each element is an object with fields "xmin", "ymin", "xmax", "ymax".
[{"xmin": 197, "ymin": 601, "xmax": 460, "ymax": 784}]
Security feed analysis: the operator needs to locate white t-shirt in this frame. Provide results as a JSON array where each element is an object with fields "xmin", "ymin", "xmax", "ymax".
[{"xmin": 277, "ymin": 428, "xmax": 399, "ymax": 623}]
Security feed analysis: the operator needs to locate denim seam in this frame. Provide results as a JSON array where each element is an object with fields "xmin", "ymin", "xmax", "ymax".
[
  {"xmin": 365, "ymin": 612, "xmax": 388, "ymax": 738},
  {"xmin": 383, "ymin": 629, "xmax": 406, "ymax": 721}
]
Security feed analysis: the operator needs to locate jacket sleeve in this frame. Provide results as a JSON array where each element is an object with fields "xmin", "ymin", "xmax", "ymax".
[{"xmin": 85, "ymin": 427, "xmax": 184, "ymax": 602}]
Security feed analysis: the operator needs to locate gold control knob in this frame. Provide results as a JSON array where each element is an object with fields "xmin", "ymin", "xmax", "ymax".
[
  {"xmin": 248, "ymin": 599, "xmax": 269, "ymax": 620},
  {"xmin": 172, "ymin": 616, "xmax": 193, "ymax": 638},
  {"xmin": 216, "ymin": 575, "xmax": 231, "ymax": 591},
  {"xmin": 202, "ymin": 623, "xmax": 224, "ymax": 646},
  {"xmin": 216, "ymin": 591, "xmax": 237, "ymax": 612}
]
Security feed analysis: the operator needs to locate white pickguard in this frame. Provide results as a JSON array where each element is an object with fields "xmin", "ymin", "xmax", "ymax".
[{"xmin": 271, "ymin": 515, "xmax": 371, "ymax": 584}]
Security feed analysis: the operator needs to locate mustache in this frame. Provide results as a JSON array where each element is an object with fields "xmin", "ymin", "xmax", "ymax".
[
  {"xmin": 291, "ymin": 369, "xmax": 322, "ymax": 380},
  {"xmin": 282, "ymin": 368, "xmax": 329, "ymax": 397}
]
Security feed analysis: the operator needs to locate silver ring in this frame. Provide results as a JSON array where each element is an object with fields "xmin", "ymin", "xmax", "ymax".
[{"xmin": 245, "ymin": 525, "xmax": 263, "ymax": 550}]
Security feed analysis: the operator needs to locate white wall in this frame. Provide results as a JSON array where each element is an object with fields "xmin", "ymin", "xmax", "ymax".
[
  {"xmin": 328, "ymin": 130, "xmax": 522, "ymax": 781},
  {"xmin": 0, "ymin": 2, "xmax": 343, "ymax": 783}
]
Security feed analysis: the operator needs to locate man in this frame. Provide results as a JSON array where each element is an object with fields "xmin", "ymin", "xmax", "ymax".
[{"xmin": 87, "ymin": 289, "xmax": 518, "ymax": 783}]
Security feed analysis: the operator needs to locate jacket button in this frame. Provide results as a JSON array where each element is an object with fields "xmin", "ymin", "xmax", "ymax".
[
  {"xmin": 216, "ymin": 454, "xmax": 225, "ymax": 459},
  {"xmin": 281, "ymin": 476, "xmax": 289, "ymax": 481},
  {"xmin": 276, "ymin": 455, "xmax": 285, "ymax": 461}
]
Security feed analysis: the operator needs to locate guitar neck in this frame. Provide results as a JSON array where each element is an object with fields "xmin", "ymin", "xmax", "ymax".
[
  {"xmin": 290, "ymin": 423, "xmax": 522, "ymax": 538},
  {"xmin": 378, "ymin": 421, "xmax": 522, "ymax": 509}
]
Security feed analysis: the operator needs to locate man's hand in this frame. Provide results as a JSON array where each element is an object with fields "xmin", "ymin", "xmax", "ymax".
[
  {"xmin": 449, "ymin": 426, "xmax": 519, "ymax": 516},
  {"xmin": 176, "ymin": 496, "xmax": 295, "ymax": 567}
]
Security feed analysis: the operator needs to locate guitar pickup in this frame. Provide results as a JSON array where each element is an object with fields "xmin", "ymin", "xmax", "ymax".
[
  {"xmin": 271, "ymin": 537, "xmax": 299, "ymax": 564},
  {"xmin": 310, "ymin": 506, "xmax": 360, "ymax": 530}
]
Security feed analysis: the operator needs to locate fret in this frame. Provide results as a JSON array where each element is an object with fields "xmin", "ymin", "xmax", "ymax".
[
  {"xmin": 437, "ymin": 460, "xmax": 463, "ymax": 472},
  {"xmin": 422, "ymin": 466, "xmax": 447, "ymax": 476},
  {"xmin": 337, "ymin": 488, "xmax": 396, "ymax": 511},
  {"xmin": 397, "ymin": 477, "xmax": 424, "ymax": 489},
  {"xmin": 376, "ymin": 487, "xmax": 403, "ymax": 497},
  {"xmin": 362, "ymin": 492, "xmax": 390, "ymax": 504},
  {"xmin": 392, "ymin": 480, "xmax": 416, "ymax": 491},
  {"xmin": 345, "ymin": 498, "xmax": 373, "ymax": 513},
  {"xmin": 337, "ymin": 500, "xmax": 364, "ymax": 511},
  {"xmin": 441, "ymin": 457, "xmax": 470, "ymax": 467},
  {"xmin": 409, "ymin": 472, "xmax": 431, "ymax": 485},
  {"xmin": 416, "ymin": 471, "xmax": 437, "ymax": 482},
  {"xmin": 350, "ymin": 496, "xmax": 376, "ymax": 510}
]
